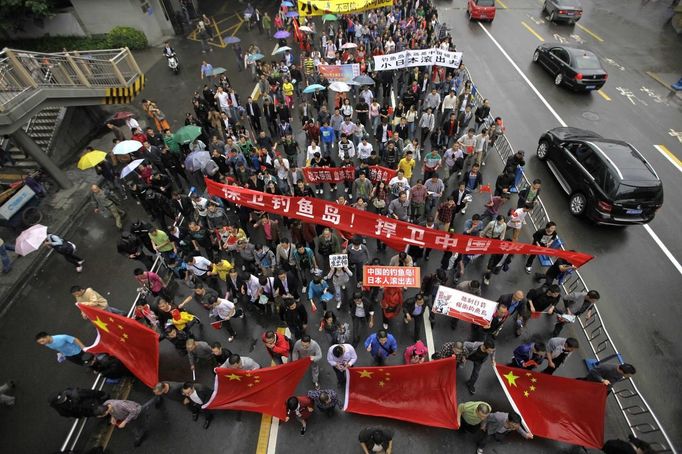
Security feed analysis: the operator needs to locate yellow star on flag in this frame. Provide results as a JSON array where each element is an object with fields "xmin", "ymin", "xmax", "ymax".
[
  {"xmin": 525, "ymin": 372, "xmax": 532, "ymax": 377},
  {"xmin": 379, "ymin": 381, "xmax": 385, "ymax": 387},
  {"xmin": 530, "ymin": 377, "xmax": 537, "ymax": 383},
  {"xmin": 503, "ymin": 371, "xmax": 519, "ymax": 387},
  {"xmin": 359, "ymin": 370, "xmax": 374, "ymax": 378},
  {"xmin": 524, "ymin": 391, "xmax": 530, "ymax": 397},
  {"xmin": 123, "ymin": 333, "xmax": 128, "ymax": 339},
  {"xmin": 119, "ymin": 337, "xmax": 126, "ymax": 343},
  {"xmin": 226, "ymin": 373, "xmax": 242, "ymax": 381},
  {"xmin": 248, "ymin": 383, "xmax": 254, "ymax": 387},
  {"xmin": 93, "ymin": 317, "xmax": 110, "ymax": 333},
  {"xmin": 117, "ymin": 324, "xmax": 124, "ymax": 330},
  {"xmin": 529, "ymin": 385, "xmax": 536, "ymax": 392}
]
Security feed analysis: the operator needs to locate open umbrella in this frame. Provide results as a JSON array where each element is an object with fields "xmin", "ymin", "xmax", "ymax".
[
  {"xmin": 353, "ymin": 74, "xmax": 375, "ymax": 85},
  {"xmin": 281, "ymin": 1, "xmax": 294, "ymax": 6},
  {"xmin": 299, "ymin": 25, "xmax": 314, "ymax": 33},
  {"xmin": 329, "ymin": 81, "xmax": 350, "ymax": 92},
  {"xmin": 109, "ymin": 111, "xmax": 134, "ymax": 121},
  {"xmin": 210, "ymin": 67, "xmax": 227, "ymax": 76},
  {"xmin": 274, "ymin": 30, "xmax": 290, "ymax": 39},
  {"xmin": 303, "ymin": 84, "xmax": 326, "ymax": 93},
  {"xmin": 224, "ymin": 36, "xmax": 241, "ymax": 44},
  {"xmin": 120, "ymin": 159, "xmax": 145, "ymax": 179},
  {"xmin": 346, "ymin": 80, "xmax": 361, "ymax": 86},
  {"xmin": 322, "ymin": 14, "xmax": 337, "ymax": 22},
  {"xmin": 112, "ymin": 139, "xmax": 143, "ymax": 155},
  {"xmin": 173, "ymin": 125, "xmax": 202, "ymax": 145},
  {"xmin": 272, "ymin": 46, "xmax": 292, "ymax": 55},
  {"xmin": 286, "ymin": 11, "xmax": 299, "ymax": 17},
  {"xmin": 77, "ymin": 150, "xmax": 107, "ymax": 170},
  {"xmin": 15, "ymin": 224, "xmax": 47, "ymax": 256},
  {"xmin": 341, "ymin": 42, "xmax": 358, "ymax": 49},
  {"xmin": 248, "ymin": 53, "xmax": 265, "ymax": 61},
  {"xmin": 184, "ymin": 151, "xmax": 211, "ymax": 173}
]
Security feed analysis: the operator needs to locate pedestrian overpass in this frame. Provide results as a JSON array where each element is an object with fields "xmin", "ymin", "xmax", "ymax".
[{"xmin": 0, "ymin": 48, "xmax": 145, "ymax": 188}]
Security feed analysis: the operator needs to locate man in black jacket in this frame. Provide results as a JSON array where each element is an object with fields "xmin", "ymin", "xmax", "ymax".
[
  {"xmin": 497, "ymin": 290, "xmax": 528, "ymax": 337},
  {"xmin": 350, "ymin": 292, "xmax": 374, "ymax": 346},
  {"xmin": 49, "ymin": 387, "xmax": 109, "ymax": 418},
  {"xmin": 279, "ymin": 299, "xmax": 308, "ymax": 340},
  {"xmin": 403, "ymin": 292, "xmax": 432, "ymax": 342},
  {"xmin": 245, "ymin": 96, "xmax": 262, "ymax": 132},
  {"xmin": 181, "ymin": 382, "xmax": 214, "ymax": 429},
  {"xmin": 274, "ymin": 269, "xmax": 301, "ymax": 300}
]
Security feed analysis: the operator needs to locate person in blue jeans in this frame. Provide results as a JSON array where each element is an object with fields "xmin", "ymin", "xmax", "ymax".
[
  {"xmin": 364, "ymin": 330, "xmax": 398, "ymax": 365},
  {"xmin": 319, "ymin": 121, "xmax": 335, "ymax": 157},
  {"xmin": 0, "ymin": 237, "xmax": 14, "ymax": 273}
]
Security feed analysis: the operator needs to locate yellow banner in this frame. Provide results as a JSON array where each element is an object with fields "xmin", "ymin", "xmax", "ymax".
[{"xmin": 297, "ymin": 0, "xmax": 393, "ymax": 17}]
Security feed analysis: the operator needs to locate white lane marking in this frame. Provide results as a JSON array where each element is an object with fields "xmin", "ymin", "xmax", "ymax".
[
  {"xmin": 267, "ymin": 418, "xmax": 279, "ymax": 454},
  {"xmin": 477, "ymin": 22, "xmax": 682, "ymax": 275},
  {"xmin": 643, "ymin": 224, "xmax": 682, "ymax": 275},
  {"xmin": 424, "ymin": 307, "xmax": 435, "ymax": 357}
]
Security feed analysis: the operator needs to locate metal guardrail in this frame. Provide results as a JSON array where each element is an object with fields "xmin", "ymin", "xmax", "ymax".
[
  {"xmin": 460, "ymin": 66, "xmax": 676, "ymax": 453},
  {"xmin": 0, "ymin": 47, "xmax": 143, "ymax": 112}
]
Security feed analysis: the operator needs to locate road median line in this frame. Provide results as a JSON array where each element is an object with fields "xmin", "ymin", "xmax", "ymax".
[{"xmin": 521, "ymin": 21, "xmax": 545, "ymax": 42}]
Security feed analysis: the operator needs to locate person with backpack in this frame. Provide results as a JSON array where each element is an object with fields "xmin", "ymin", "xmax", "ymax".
[{"xmin": 44, "ymin": 234, "xmax": 85, "ymax": 272}]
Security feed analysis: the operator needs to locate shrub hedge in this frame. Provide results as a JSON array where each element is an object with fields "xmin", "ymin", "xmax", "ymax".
[{"xmin": 5, "ymin": 27, "xmax": 148, "ymax": 52}]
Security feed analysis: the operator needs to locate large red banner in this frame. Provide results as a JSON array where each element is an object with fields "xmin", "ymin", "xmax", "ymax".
[
  {"xmin": 205, "ymin": 180, "xmax": 593, "ymax": 266},
  {"xmin": 302, "ymin": 165, "xmax": 397, "ymax": 184}
]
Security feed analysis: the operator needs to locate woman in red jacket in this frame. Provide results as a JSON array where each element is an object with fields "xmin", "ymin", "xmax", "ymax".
[
  {"xmin": 380, "ymin": 287, "xmax": 402, "ymax": 330},
  {"xmin": 262, "ymin": 330, "xmax": 291, "ymax": 364}
]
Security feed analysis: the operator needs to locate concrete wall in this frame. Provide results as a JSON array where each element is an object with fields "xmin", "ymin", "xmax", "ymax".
[
  {"xmin": 10, "ymin": 10, "xmax": 87, "ymax": 38},
  {"xmin": 70, "ymin": 0, "xmax": 174, "ymax": 45},
  {"xmin": 50, "ymin": 106, "xmax": 108, "ymax": 166}
]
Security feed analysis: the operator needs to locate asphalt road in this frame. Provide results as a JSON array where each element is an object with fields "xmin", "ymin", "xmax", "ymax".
[
  {"xmin": 436, "ymin": 0, "xmax": 682, "ymax": 447},
  {"xmin": 1, "ymin": 0, "xmax": 680, "ymax": 452}
]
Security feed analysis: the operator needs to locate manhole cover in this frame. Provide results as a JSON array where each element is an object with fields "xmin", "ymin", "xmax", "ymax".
[{"xmin": 582, "ymin": 112, "xmax": 600, "ymax": 121}]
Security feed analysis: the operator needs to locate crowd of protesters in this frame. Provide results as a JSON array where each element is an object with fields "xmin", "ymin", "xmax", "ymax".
[{"xmin": 24, "ymin": 0, "xmax": 649, "ymax": 453}]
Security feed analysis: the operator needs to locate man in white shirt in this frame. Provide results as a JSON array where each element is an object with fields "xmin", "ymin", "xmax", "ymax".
[
  {"xmin": 357, "ymin": 137, "xmax": 373, "ymax": 162},
  {"xmin": 388, "ymin": 171, "xmax": 411, "ymax": 198},
  {"xmin": 327, "ymin": 343, "xmax": 357, "ymax": 387},
  {"xmin": 207, "ymin": 296, "xmax": 244, "ymax": 342},
  {"xmin": 442, "ymin": 89, "xmax": 458, "ymax": 121},
  {"xmin": 215, "ymin": 87, "xmax": 229, "ymax": 114}
]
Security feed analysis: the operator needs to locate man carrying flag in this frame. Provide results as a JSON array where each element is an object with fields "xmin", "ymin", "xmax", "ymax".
[{"xmin": 476, "ymin": 411, "xmax": 532, "ymax": 453}]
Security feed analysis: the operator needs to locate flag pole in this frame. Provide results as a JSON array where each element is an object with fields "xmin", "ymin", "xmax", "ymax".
[{"xmin": 491, "ymin": 359, "xmax": 534, "ymax": 437}]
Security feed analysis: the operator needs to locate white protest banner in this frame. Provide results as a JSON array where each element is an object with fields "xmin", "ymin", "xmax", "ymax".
[
  {"xmin": 329, "ymin": 254, "xmax": 348, "ymax": 268},
  {"xmin": 431, "ymin": 285, "xmax": 498, "ymax": 327},
  {"xmin": 373, "ymin": 48, "xmax": 463, "ymax": 71}
]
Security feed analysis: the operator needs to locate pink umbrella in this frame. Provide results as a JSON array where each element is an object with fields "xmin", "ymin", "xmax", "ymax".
[{"xmin": 15, "ymin": 223, "xmax": 48, "ymax": 256}]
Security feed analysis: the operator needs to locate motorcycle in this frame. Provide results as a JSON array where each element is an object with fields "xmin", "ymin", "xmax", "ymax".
[{"xmin": 166, "ymin": 53, "xmax": 179, "ymax": 74}]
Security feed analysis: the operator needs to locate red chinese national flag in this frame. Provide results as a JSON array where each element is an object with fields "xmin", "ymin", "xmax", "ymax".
[
  {"xmin": 479, "ymin": 184, "xmax": 492, "ymax": 193},
  {"xmin": 495, "ymin": 364, "xmax": 607, "ymax": 449},
  {"xmin": 344, "ymin": 357, "xmax": 459, "ymax": 429},
  {"xmin": 77, "ymin": 304, "xmax": 159, "ymax": 388},
  {"xmin": 204, "ymin": 358, "xmax": 311, "ymax": 419}
]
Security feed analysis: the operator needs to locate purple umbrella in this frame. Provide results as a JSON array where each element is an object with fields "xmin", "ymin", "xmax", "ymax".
[
  {"xmin": 286, "ymin": 11, "xmax": 299, "ymax": 18},
  {"xmin": 274, "ymin": 30, "xmax": 290, "ymax": 39}
]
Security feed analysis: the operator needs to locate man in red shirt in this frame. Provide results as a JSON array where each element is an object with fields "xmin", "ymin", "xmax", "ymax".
[{"xmin": 262, "ymin": 330, "xmax": 291, "ymax": 365}]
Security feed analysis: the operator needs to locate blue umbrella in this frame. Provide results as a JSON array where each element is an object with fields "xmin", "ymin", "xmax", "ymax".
[
  {"xmin": 354, "ymin": 74, "xmax": 375, "ymax": 85},
  {"xmin": 274, "ymin": 30, "xmax": 290, "ymax": 39},
  {"xmin": 224, "ymin": 36, "xmax": 241, "ymax": 44},
  {"xmin": 303, "ymin": 84, "xmax": 326, "ymax": 93},
  {"xmin": 248, "ymin": 53, "xmax": 265, "ymax": 61},
  {"xmin": 286, "ymin": 11, "xmax": 299, "ymax": 17},
  {"xmin": 282, "ymin": 1, "xmax": 294, "ymax": 6}
]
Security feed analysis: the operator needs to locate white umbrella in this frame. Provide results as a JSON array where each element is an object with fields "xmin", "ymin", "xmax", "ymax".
[
  {"xmin": 329, "ymin": 81, "xmax": 351, "ymax": 92},
  {"xmin": 15, "ymin": 224, "xmax": 47, "ymax": 256},
  {"xmin": 341, "ymin": 42, "xmax": 358, "ymax": 49},
  {"xmin": 299, "ymin": 26, "xmax": 314, "ymax": 33},
  {"xmin": 272, "ymin": 46, "xmax": 292, "ymax": 55},
  {"xmin": 120, "ymin": 159, "xmax": 145, "ymax": 179},
  {"xmin": 112, "ymin": 140, "xmax": 143, "ymax": 155}
]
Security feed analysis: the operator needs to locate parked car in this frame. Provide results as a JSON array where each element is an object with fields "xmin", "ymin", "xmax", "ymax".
[
  {"xmin": 536, "ymin": 127, "xmax": 663, "ymax": 225},
  {"xmin": 543, "ymin": 0, "xmax": 583, "ymax": 24},
  {"xmin": 467, "ymin": 0, "xmax": 496, "ymax": 22},
  {"xmin": 532, "ymin": 44, "xmax": 608, "ymax": 91}
]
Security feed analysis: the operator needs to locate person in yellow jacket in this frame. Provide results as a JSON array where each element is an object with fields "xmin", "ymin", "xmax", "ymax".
[
  {"xmin": 282, "ymin": 78, "xmax": 295, "ymax": 109},
  {"xmin": 210, "ymin": 259, "xmax": 234, "ymax": 281}
]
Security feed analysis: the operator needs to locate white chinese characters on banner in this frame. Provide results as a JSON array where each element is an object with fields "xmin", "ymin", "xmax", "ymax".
[
  {"xmin": 329, "ymin": 254, "xmax": 348, "ymax": 268},
  {"xmin": 431, "ymin": 285, "xmax": 498, "ymax": 327},
  {"xmin": 373, "ymin": 48, "xmax": 463, "ymax": 71}
]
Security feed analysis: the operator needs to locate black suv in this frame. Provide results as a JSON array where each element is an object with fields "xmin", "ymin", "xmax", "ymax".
[{"xmin": 536, "ymin": 127, "xmax": 663, "ymax": 225}]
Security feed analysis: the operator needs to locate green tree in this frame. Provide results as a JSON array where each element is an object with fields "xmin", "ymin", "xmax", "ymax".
[{"xmin": 0, "ymin": 0, "xmax": 55, "ymax": 37}]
